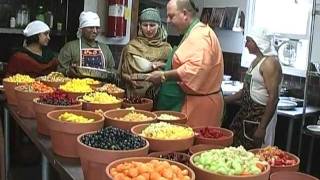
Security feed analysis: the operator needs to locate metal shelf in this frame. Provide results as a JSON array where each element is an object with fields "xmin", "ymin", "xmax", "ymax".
[{"xmin": 0, "ymin": 28, "xmax": 23, "ymax": 34}]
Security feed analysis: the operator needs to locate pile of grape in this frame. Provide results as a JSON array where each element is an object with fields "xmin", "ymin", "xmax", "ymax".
[{"xmin": 37, "ymin": 90, "xmax": 78, "ymax": 106}]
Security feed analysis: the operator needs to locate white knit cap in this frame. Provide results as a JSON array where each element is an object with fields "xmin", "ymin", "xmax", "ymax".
[
  {"xmin": 247, "ymin": 27, "xmax": 277, "ymax": 56},
  {"xmin": 23, "ymin": 20, "xmax": 50, "ymax": 37},
  {"xmin": 79, "ymin": 11, "xmax": 100, "ymax": 28}
]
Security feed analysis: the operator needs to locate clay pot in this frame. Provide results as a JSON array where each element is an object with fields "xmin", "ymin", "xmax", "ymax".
[
  {"xmin": 108, "ymin": 91, "xmax": 125, "ymax": 99},
  {"xmin": 77, "ymin": 131, "xmax": 149, "ymax": 180},
  {"xmin": 105, "ymin": 157, "xmax": 196, "ymax": 180},
  {"xmin": 154, "ymin": 110, "xmax": 188, "ymax": 124},
  {"xmin": 270, "ymin": 171, "xmax": 319, "ymax": 180},
  {"xmin": 47, "ymin": 110, "xmax": 104, "ymax": 158},
  {"xmin": 3, "ymin": 80, "xmax": 30, "ymax": 105},
  {"xmin": 249, "ymin": 148, "xmax": 300, "ymax": 174},
  {"xmin": 15, "ymin": 86, "xmax": 49, "ymax": 118},
  {"xmin": 59, "ymin": 89, "xmax": 87, "ymax": 100},
  {"xmin": 39, "ymin": 80, "xmax": 68, "ymax": 88},
  {"xmin": 122, "ymin": 98, "xmax": 153, "ymax": 111},
  {"xmin": 189, "ymin": 151, "xmax": 271, "ymax": 180},
  {"xmin": 131, "ymin": 123, "xmax": 195, "ymax": 152},
  {"xmin": 189, "ymin": 144, "xmax": 224, "ymax": 155},
  {"xmin": 82, "ymin": 99, "xmax": 123, "ymax": 112},
  {"xmin": 193, "ymin": 126, "xmax": 234, "ymax": 147},
  {"xmin": 33, "ymin": 98, "xmax": 82, "ymax": 136},
  {"xmin": 148, "ymin": 151, "xmax": 191, "ymax": 166},
  {"xmin": 104, "ymin": 109, "xmax": 157, "ymax": 130}
]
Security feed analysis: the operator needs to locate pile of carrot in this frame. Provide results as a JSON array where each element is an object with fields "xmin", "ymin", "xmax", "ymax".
[{"xmin": 109, "ymin": 159, "xmax": 191, "ymax": 180}]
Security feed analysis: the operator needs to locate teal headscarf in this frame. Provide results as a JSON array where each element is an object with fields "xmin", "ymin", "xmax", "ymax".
[{"xmin": 139, "ymin": 8, "xmax": 161, "ymax": 24}]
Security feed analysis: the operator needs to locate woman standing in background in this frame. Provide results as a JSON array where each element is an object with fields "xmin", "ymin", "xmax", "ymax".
[{"xmin": 120, "ymin": 8, "xmax": 172, "ymax": 99}]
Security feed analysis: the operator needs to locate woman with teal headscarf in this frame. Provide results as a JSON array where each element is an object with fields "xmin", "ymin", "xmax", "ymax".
[{"xmin": 120, "ymin": 8, "xmax": 172, "ymax": 98}]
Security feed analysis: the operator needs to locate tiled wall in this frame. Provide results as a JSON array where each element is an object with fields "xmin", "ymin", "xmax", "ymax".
[{"xmin": 223, "ymin": 52, "xmax": 320, "ymax": 106}]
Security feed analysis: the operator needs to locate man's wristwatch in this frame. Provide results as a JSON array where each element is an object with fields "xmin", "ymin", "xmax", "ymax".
[{"xmin": 160, "ymin": 71, "xmax": 166, "ymax": 82}]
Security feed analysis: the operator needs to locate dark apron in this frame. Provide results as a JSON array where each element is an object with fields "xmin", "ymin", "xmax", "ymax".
[
  {"xmin": 229, "ymin": 71, "xmax": 266, "ymax": 150},
  {"xmin": 156, "ymin": 19, "xmax": 200, "ymax": 111}
]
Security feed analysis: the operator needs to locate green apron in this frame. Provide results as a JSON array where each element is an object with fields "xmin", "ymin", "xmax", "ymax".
[{"xmin": 156, "ymin": 19, "xmax": 200, "ymax": 111}]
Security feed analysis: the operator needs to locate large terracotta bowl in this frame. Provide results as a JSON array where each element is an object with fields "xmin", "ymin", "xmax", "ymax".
[
  {"xmin": 81, "ymin": 99, "xmax": 123, "ymax": 112},
  {"xmin": 189, "ymin": 151, "xmax": 271, "ymax": 180},
  {"xmin": 154, "ymin": 110, "xmax": 188, "ymax": 124},
  {"xmin": 103, "ymin": 109, "xmax": 157, "ymax": 130},
  {"xmin": 148, "ymin": 151, "xmax": 191, "ymax": 166},
  {"xmin": 122, "ymin": 98, "xmax": 153, "ymax": 111},
  {"xmin": 249, "ymin": 148, "xmax": 300, "ymax": 174},
  {"xmin": 59, "ymin": 89, "xmax": 87, "ymax": 100},
  {"xmin": 77, "ymin": 131, "xmax": 149, "ymax": 180},
  {"xmin": 193, "ymin": 126, "xmax": 234, "ymax": 146},
  {"xmin": 33, "ymin": 98, "xmax": 82, "ymax": 136},
  {"xmin": 189, "ymin": 144, "xmax": 224, "ymax": 155},
  {"xmin": 131, "ymin": 123, "xmax": 195, "ymax": 152},
  {"xmin": 15, "ymin": 86, "xmax": 50, "ymax": 118},
  {"xmin": 3, "ymin": 80, "xmax": 31, "ymax": 105},
  {"xmin": 270, "ymin": 171, "xmax": 319, "ymax": 180},
  {"xmin": 47, "ymin": 110, "xmax": 104, "ymax": 158},
  {"xmin": 39, "ymin": 80, "xmax": 68, "ymax": 88},
  {"xmin": 105, "ymin": 157, "xmax": 196, "ymax": 180}
]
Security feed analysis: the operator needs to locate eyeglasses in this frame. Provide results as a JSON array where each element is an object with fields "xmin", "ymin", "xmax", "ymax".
[{"xmin": 189, "ymin": 0, "xmax": 199, "ymax": 12}]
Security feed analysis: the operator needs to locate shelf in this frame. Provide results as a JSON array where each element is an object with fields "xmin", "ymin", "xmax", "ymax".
[
  {"xmin": 0, "ymin": 27, "xmax": 67, "ymax": 36},
  {"xmin": 0, "ymin": 28, "xmax": 23, "ymax": 34}
]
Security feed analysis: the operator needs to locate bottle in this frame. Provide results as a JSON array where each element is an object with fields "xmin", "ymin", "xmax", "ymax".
[
  {"xmin": 21, "ymin": 4, "xmax": 29, "ymax": 27},
  {"xmin": 16, "ymin": 7, "xmax": 22, "ymax": 27},
  {"xmin": 45, "ymin": 11, "xmax": 54, "ymax": 28},
  {"xmin": 10, "ymin": 17, "xmax": 16, "ymax": 28},
  {"xmin": 35, "ymin": 5, "xmax": 45, "ymax": 22}
]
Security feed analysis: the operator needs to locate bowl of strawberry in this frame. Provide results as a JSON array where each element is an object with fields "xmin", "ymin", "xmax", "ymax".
[
  {"xmin": 193, "ymin": 126, "xmax": 234, "ymax": 147},
  {"xmin": 250, "ymin": 146, "xmax": 299, "ymax": 174}
]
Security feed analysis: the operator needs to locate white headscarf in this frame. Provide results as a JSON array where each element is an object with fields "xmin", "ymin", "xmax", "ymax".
[
  {"xmin": 77, "ymin": 11, "xmax": 100, "ymax": 38},
  {"xmin": 247, "ymin": 27, "xmax": 277, "ymax": 56},
  {"xmin": 23, "ymin": 20, "xmax": 50, "ymax": 37}
]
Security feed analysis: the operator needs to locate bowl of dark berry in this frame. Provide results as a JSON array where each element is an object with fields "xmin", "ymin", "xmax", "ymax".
[
  {"xmin": 77, "ymin": 127, "xmax": 149, "ymax": 180},
  {"xmin": 33, "ymin": 90, "xmax": 82, "ymax": 136},
  {"xmin": 47, "ymin": 110, "xmax": 105, "ymax": 158},
  {"xmin": 122, "ymin": 96, "xmax": 153, "ymax": 111},
  {"xmin": 193, "ymin": 126, "xmax": 234, "ymax": 147},
  {"xmin": 148, "ymin": 151, "xmax": 191, "ymax": 166}
]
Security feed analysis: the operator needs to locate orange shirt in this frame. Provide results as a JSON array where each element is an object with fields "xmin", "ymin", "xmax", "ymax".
[{"xmin": 173, "ymin": 22, "xmax": 224, "ymax": 127}]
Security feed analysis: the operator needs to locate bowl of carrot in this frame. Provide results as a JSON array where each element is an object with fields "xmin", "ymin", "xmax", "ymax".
[{"xmin": 106, "ymin": 157, "xmax": 196, "ymax": 180}]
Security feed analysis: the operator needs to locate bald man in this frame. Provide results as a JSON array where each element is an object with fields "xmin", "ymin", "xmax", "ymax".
[{"xmin": 147, "ymin": 0, "xmax": 224, "ymax": 128}]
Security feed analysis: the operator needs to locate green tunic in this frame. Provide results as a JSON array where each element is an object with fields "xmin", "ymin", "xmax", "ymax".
[{"xmin": 57, "ymin": 37, "xmax": 115, "ymax": 77}]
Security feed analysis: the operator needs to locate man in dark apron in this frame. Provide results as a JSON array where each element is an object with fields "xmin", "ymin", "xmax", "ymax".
[{"xmin": 58, "ymin": 11, "xmax": 115, "ymax": 80}]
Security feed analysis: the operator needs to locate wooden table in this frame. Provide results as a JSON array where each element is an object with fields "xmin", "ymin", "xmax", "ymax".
[{"xmin": 3, "ymin": 105, "xmax": 84, "ymax": 180}]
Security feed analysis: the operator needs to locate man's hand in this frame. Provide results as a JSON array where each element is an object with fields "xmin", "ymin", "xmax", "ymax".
[{"xmin": 145, "ymin": 71, "xmax": 163, "ymax": 85}]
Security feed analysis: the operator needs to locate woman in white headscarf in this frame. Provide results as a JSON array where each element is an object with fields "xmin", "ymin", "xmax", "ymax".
[
  {"xmin": 6, "ymin": 20, "xmax": 58, "ymax": 77},
  {"xmin": 225, "ymin": 28, "xmax": 282, "ymax": 150},
  {"xmin": 57, "ymin": 11, "xmax": 115, "ymax": 78}
]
